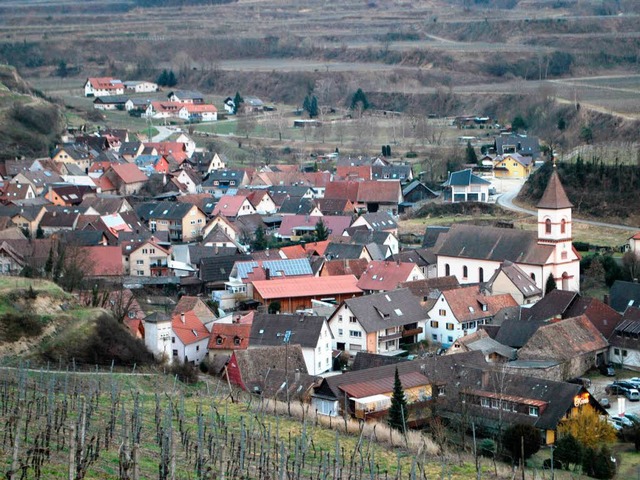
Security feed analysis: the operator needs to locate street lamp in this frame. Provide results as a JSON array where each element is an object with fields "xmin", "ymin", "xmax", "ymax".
[{"xmin": 276, "ymin": 330, "xmax": 294, "ymax": 416}]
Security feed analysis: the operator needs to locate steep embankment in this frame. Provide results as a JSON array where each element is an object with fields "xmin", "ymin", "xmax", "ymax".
[
  {"xmin": 0, "ymin": 65, "xmax": 64, "ymax": 160},
  {"xmin": 0, "ymin": 278, "xmax": 153, "ymax": 367}
]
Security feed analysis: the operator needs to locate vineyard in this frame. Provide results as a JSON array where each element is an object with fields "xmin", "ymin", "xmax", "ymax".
[{"xmin": 0, "ymin": 365, "xmax": 487, "ymax": 480}]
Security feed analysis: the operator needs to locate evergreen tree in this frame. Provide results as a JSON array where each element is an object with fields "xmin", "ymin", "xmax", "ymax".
[
  {"xmin": 350, "ymin": 88, "xmax": 370, "ymax": 111},
  {"xmin": 302, "ymin": 95, "xmax": 310, "ymax": 116},
  {"xmin": 309, "ymin": 95, "xmax": 318, "ymax": 118},
  {"xmin": 252, "ymin": 225, "xmax": 268, "ymax": 251},
  {"xmin": 545, "ymin": 272, "xmax": 557, "ymax": 295},
  {"xmin": 387, "ymin": 367, "xmax": 408, "ymax": 432},
  {"xmin": 554, "ymin": 434, "xmax": 583, "ymax": 469},
  {"xmin": 502, "ymin": 423, "xmax": 541, "ymax": 463},
  {"xmin": 157, "ymin": 69, "xmax": 169, "ymax": 87},
  {"xmin": 52, "ymin": 244, "xmax": 64, "ymax": 283},
  {"xmin": 36, "ymin": 225, "xmax": 44, "ymax": 239},
  {"xmin": 465, "ymin": 141, "xmax": 478, "ymax": 164},
  {"xmin": 233, "ymin": 91, "xmax": 244, "ymax": 114},
  {"xmin": 166, "ymin": 70, "xmax": 177, "ymax": 87},
  {"xmin": 44, "ymin": 246, "xmax": 54, "ymax": 279},
  {"xmin": 511, "ymin": 115, "xmax": 527, "ymax": 133},
  {"xmin": 314, "ymin": 218, "xmax": 329, "ymax": 241}
]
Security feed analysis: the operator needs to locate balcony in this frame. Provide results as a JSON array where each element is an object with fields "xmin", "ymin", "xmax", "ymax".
[
  {"xmin": 378, "ymin": 332, "xmax": 402, "ymax": 342},
  {"xmin": 402, "ymin": 327, "xmax": 423, "ymax": 337}
]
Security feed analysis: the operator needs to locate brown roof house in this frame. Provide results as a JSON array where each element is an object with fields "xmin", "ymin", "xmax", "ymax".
[
  {"xmin": 424, "ymin": 286, "xmax": 518, "ymax": 348},
  {"xmin": 609, "ymin": 307, "xmax": 640, "ymax": 370},
  {"xmin": 356, "ymin": 260, "xmax": 425, "ymax": 293},
  {"xmin": 512, "ymin": 315, "xmax": 609, "ymax": 381},
  {"xmin": 104, "ymin": 164, "xmax": 148, "ymax": 195}
]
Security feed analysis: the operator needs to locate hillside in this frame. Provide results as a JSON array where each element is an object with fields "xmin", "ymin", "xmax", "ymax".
[
  {"xmin": 0, "ymin": 65, "xmax": 64, "ymax": 161},
  {"xmin": 517, "ymin": 160, "xmax": 640, "ymax": 224},
  {"xmin": 0, "ymin": 278, "xmax": 152, "ymax": 367}
]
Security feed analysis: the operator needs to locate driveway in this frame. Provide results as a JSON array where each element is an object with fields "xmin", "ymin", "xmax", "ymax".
[
  {"xmin": 590, "ymin": 376, "xmax": 640, "ymax": 418},
  {"xmin": 496, "ymin": 179, "xmax": 639, "ymax": 231}
]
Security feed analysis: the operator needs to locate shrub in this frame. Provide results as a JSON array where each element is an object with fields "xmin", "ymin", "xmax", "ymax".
[
  {"xmin": 478, "ymin": 438, "xmax": 496, "ymax": 458},
  {"xmin": 573, "ymin": 241, "xmax": 590, "ymax": 252},
  {"xmin": 502, "ymin": 423, "xmax": 541, "ymax": 463},
  {"xmin": 170, "ymin": 361, "xmax": 199, "ymax": 385},
  {"xmin": 0, "ymin": 312, "xmax": 43, "ymax": 342}
]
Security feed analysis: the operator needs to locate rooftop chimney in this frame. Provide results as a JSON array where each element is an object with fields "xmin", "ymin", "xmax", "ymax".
[{"xmin": 180, "ymin": 312, "xmax": 185, "ymax": 324}]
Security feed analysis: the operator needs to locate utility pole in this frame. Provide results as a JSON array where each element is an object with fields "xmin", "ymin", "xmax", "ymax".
[{"xmin": 277, "ymin": 330, "xmax": 293, "ymax": 416}]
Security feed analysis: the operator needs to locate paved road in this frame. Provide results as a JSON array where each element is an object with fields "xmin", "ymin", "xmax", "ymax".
[
  {"xmin": 152, "ymin": 126, "xmax": 181, "ymax": 142},
  {"xmin": 497, "ymin": 183, "xmax": 638, "ymax": 231}
]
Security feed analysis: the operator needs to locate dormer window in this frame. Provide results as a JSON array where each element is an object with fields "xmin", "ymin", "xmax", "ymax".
[
  {"xmin": 216, "ymin": 336, "xmax": 223, "ymax": 345},
  {"xmin": 234, "ymin": 337, "xmax": 241, "ymax": 346}
]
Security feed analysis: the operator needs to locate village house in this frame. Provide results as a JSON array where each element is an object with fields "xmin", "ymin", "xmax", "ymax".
[
  {"xmin": 277, "ymin": 215, "xmax": 351, "ymax": 241},
  {"xmin": 483, "ymin": 260, "xmax": 543, "ymax": 305},
  {"xmin": 103, "ymin": 164, "xmax": 148, "ymax": 195},
  {"xmin": 208, "ymin": 322, "xmax": 251, "ymax": 356},
  {"xmin": 493, "ymin": 153, "xmax": 534, "ymax": 178},
  {"xmin": 124, "ymin": 238, "xmax": 171, "ymax": 277},
  {"xmin": 0, "ymin": 183, "xmax": 36, "ymax": 203},
  {"xmin": 248, "ymin": 313, "xmax": 333, "ymax": 375},
  {"xmin": 213, "ymin": 195, "xmax": 256, "ymax": 219},
  {"xmin": 350, "ymin": 211, "xmax": 398, "ymax": 235},
  {"xmin": 123, "ymin": 80, "xmax": 158, "ymax": 93},
  {"xmin": 609, "ymin": 306, "xmax": 640, "ymax": 370},
  {"xmin": 435, "ymin": 168, "xmax": 580, "ymax": 292},
  {"xmin": 168, "ymin": 90, "xmax": 205, "ymax": 104},
  {"xmin": 424, "ymin": 286, "xmax": 518, "ymax": 347},
  {"xmin": 178, "ymin": 104, "xmax": 218, "ymax": 122},
  {"xmin": 93, "ymin": 95, "xmax": 129, "ymax": 111},
  {"xmin": 84, "ymin": 77, "xmax": 125, "ymax": 97},
  {"xmin": 10, "ymin": 206, "xmax": 46, "ymax": 237},
  {"xmin": 442, "ymin": 168, "xmax": 492, "ymax": 203},
  {"xmin": 44, "ymin": 185, "xmax": 95, "ymax": 206},
  {"xmin": 201, "ymin": 169, "xmax": 249, "ymax": 195},
  {"xmin": 328, "ymin": 288, "xmax": 428, "ymax": 356},
  {"xmin": 136, "ymin": 201, "xmax": 206, "ymax": 242}
]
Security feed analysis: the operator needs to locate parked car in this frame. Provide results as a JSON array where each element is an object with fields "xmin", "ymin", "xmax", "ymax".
[
  {"xmin": 610, "ymin": 416, "xmax": 634, "ymax": 429},
  {"xmin": 607, "ymin": 418, "xmax": 623, "ymax": 431},
  {"xmin": 600, "ymin": 364, "xmax": 615, "ymax": 376},
  {"xmin": 625, "ymin": 413, "xmax": 640, "ymax": 424},
  {"xmin": 606, "ymin": 383, "xmax": 629, "ymax": 395},
  {"xmin": 614, "ymin": 380, "xmax": 636, "ymax": 390},
  {"xmin": 626, "ymin": 388, "xmax": 640, "ymax": 402}
]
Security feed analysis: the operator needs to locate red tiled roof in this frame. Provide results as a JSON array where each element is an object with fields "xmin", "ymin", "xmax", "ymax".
[
  {"xmin": 82, "ymin": 246, "xmax": 124, "ymax": 276},
  {"xmin": 442, "ymin": 286, "xmax": 518, "ymax": 322},
  {"xmin": 356, "ymin": 261, "xmax": 420, "ymax": 291},
  {"xmin": 213, "ymin": 195, "xmax": 250, "ymax": 217},
  {"xmin": 88, "ymin": 77, "xmax": 124, "ymax": 90},
  {"xmin": 208, "ymin": 323, "xmax": 251, "ymax": 350},
  {"xmin": 110, "ymin": 164, "xmax": 147, "ymax": 184},
  {"xmin": 252, "ymin": 275, "xmax": 361, "ymax": 300},
  {"xmin": 322, "ymin": 258, "xmax": 369, "ymax": 278},
  {"xmin": 356, "ymin": 180, "xmax": 401, "ymax": 204},
  {"xmin": 278, "ymin": 244, "xmax": 307, "ymax": 259},
  {"xmin": 181, "ymin": 104, "xmax": 217, "ymax": 113},
  {"xmin": 144, "ymin": 142, "xmax": 188, "ymax": 163},
  {"xmin": 303, "ymin": 240, "xmax": 330, "ymax": 256},
  {"xmin": 335, "ymin": 165, "xmax": 372, "ymax": 180},
  {"xmin": 172, "ymin": 311, "xmax": 209, "ymax": 345},
  {"xmin": 324, "ymin": 180, "xmax": 361, "ymax": 202}
]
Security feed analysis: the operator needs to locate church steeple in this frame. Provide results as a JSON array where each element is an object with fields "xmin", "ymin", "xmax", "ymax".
[
  {"xmin": 536, "ymin": 168, "xmax": 573, "ymax": 210},
  {"xmin": 537, "ymin": 167, "xmax": 572, "ymax": 244}
]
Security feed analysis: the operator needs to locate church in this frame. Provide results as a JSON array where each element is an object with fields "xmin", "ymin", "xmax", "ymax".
[{"xmin": 433, "ymin": 168, "xmax": 580, "ymax": 293}]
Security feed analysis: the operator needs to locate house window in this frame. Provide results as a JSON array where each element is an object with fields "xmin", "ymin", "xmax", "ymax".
[
  {"xmin": 447, "ymin": 336, "xmax": 453, "ymax": 343},
  {"xmin": 338, "ymin": 329, "xmax": 343, "ymax": 336},
  {"xmin": 350, "ymin": 331, "xmax": 362, "ymax": 338},
  {"xmin": 136, "ymin": 260, "xmax": 144, "ymax": 265},
  {"xmin": 446, "ymin": 323, "xmax": 454, "ymax": 331},
  {"xmin": 142, "ymin": 249, "xmax": 148, "ymax": 254},
  {"xmin": 445, "ymin": 264, "xmax": 450, "ymax": 276},
  {"xmin": 462, "ymin": 266, "xmax": 468, "ymax": 278},
  {"xmin": 432, "ymin": 334, "xmax": 437, "ymax": 341},
  {"xmin": 439, "ymin": 309, "xmax": 446, "ymax": 317},
  {"xmin": 623, "ymin": 349, "xmax": 628, "ymax": 357},
  {"xmin": 172, "ymin": 337, "xmax": 175, "ymax": 343},
  {"xmin": 234, "ymin": 337, "xmax": 241, "ymax": 346},
  {"xmin": 529, "ymin": 406, "xmax": 539, "ymax": 417},
  {"xmin": 530, "ymin": 273, "xmax": 536, "ymax": 281},
  {"xmin": 196, "ymin": 346, "xmax": 200, "ymax": 351},
  {"xmin": 468, "ymin": 321, "xmax": 476, "ymax": 329},
  {"xmin": 561, "ymin": 219, "xmax": 566, "ymax": 234},
  {"xmin": 614, "ymin": 348, "xmax": 620, "ymax": 355},
  {"xmin": 216, "ymin": 337, "xmax": 223, "ymax": 345},
  {"xmin": 338, "ymin": 315, "xmax": 343, "ymax": 322},
  {"xmin": 545, "ymin": 218, "xmax": 551, "ymax": 234},
  {"xmin": 481, "ymin": 398, "xmax": 490, "ymax": 408},
  {"xmin": 349, "ymin": 316, "xmax": 356, "ymax": 323},
  {"xmin": 430, "ymin": 321, "xmax": 439, "ymax": 328},
  {"xmin": 491, "ymin": 399, "xmax": 499, "ymax": 409},
  {"xmin": 172, "ymin": 350, "xmax": 178, "ymax": 357},
  {"xmin": 479, "ymin": 267, "xmax": 484, "ymax": 283},
  {"xmin": 438, "ymin": 386, "xmax": 445, "ymax": 396}
]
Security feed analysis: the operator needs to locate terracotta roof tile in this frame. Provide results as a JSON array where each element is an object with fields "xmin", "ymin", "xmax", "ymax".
[
  {"xmin": 356, "ymin": 261, "xmax": 421, "ymax": 291},
  {"xmin": 442, "ymin": 286, "xmax": 518, "ymax": 322},
  {"xmin": 252, "ymin": 275, "xmax": 361, "ymax": 300},
  {"xmin": 173, "ymin": 311, "xmax": 209, "ymax": 345},
  {"xmin": 208, "ymin": 323, "xmax": 251, "ymax": 350},
  {"xmin": 110, "ymin": 164, "xmax": 147, "ymax": 184}
]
